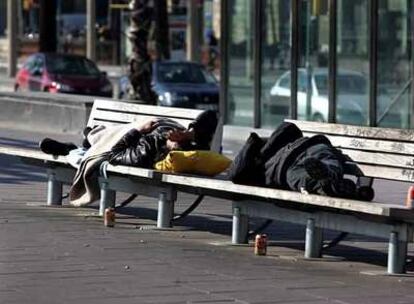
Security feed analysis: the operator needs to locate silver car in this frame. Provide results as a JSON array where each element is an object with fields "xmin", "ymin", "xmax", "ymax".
[{"xmin": 266, "ymin": 68, "xmax": 369, "ymax": 125}]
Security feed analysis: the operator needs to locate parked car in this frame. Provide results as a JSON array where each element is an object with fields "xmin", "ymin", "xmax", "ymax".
[
  {"xmin": 266, "ymin": 68, "xmax": 369, "ymax": 125},
  {"xmin": 15, "ymin": 53, "xmax": 113, "ymax": 97},
  {"xmin": 119, "ymin": 61, "xmax": 219, "ymax": 110}
]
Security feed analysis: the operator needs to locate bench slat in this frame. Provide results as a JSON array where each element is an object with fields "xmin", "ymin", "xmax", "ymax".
[
  {"xmin": 92, "ymin": 99, "xmax": 203, "ymax": 119},
  {"xmin": 303, "ymin": 132, "xmax": 414, "ymax": 155},
  {"xmin": 105, "ymin": 164, "xmax": 155, "ymax": 179},
  {"xmin": 287, "ymin": 119, "xmax": 414, "ymax": 142},
  {"xmin": 89, "ymin": 110, "xmax": 194, "ymax": 129},
  {"xmin": 340, "ymin": 149, "xmax": 414, "ymax": 169},
  {"xmin": 0, "ymin": 146, "xmax": 67, "ymax": 164},
  {"xmin": 88, "ymin": 120, "xmax": 124, "ymax": 128},
  {"xmin": 159, "ymin": 173, "xmax": 413, "ymax": 217},
  {"xmin": 357, "ymin": 164, "xmax": 414, "ymax": 182}
]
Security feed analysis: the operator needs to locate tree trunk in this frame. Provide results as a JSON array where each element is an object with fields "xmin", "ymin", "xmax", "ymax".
[
  {"xmin": 39, "ymin": 0, "xmax": 57, "ymax": 52},
  {"xmin": 128, "ymin": 0, "xmax": 157, "ymax": 104}
]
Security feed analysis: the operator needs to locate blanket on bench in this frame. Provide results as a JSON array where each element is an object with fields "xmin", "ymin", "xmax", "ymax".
[{"xmin": 69, "ymin": 124, "xmax": 133, "ymax": 206}]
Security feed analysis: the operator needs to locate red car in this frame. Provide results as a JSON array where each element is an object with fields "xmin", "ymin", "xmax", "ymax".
[{"xmin": 15, "ymin": 53, "xmax": 113, "ymax": 97}]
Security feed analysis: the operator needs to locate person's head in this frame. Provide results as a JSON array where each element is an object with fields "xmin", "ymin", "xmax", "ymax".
[{"xmin": 165, "ymin": 129, "xmax": 195, "ymax": 151}]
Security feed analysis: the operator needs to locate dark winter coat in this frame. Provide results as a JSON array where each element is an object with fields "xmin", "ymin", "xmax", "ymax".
[
  {"xmin": 108, "ymin": 110, "xmax": 218, "ymax": 168},
  {"xmin": 228, "ymin": 122, "xmax": 357, "ymax": 196},
  {"xmin": 264, "ymin": 134, "xmax": 334, "ymax": 189}
]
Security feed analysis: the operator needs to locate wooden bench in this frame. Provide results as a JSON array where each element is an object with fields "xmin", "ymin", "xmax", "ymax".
[
  {"xmin": 0, "ymin": 99, "xmax": 223, "ymax": 227},
  {"xmin": 227, "ymin": 119, "xmax": 414, "ymax": 275}
]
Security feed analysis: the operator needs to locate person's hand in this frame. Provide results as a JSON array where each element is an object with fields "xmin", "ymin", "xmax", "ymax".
[{"xmin": 137, "ymin": 119, "xmax": 159, "ymax": 134}]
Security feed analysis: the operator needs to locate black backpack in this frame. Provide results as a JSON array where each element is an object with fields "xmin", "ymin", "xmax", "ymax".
[{"xmin": 227, "ymin": 132, "xmax": 265, "ymax": 185}]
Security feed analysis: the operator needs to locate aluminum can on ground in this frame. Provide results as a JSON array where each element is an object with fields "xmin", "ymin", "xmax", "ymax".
[
  {"xmin": 104, "ymin": 207, "xmax": 115, "ymax": 227},
  {"xmin": 254, "ymin": 234, "xmax": 267, "ymax": 256}
]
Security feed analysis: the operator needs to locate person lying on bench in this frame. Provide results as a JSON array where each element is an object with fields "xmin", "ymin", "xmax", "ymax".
[
  {"xmin": 228, "ymin": 122, "xmax": 374, "ymax": 201},
  {"xmin": 39, "ymin": 110, "xmax": 218, "ymax": 206},
  {"xmin": 40, "ymin": 110, "xmax": 218, "ymax": 165}
]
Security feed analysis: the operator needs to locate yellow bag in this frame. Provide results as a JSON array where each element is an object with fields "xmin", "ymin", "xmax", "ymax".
[{"xmin": 155, "ymin": 150, "xmax": 232, "ymax": 176}]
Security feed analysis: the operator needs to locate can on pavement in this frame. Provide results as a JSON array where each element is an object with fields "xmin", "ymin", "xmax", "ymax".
[
  {"xmin": 254, "ymin": 234, "xmax": 267, "ymax": 256},
  {"xmin": 104, "ymin": 207, "xmax": 115, "ymax": 227}
]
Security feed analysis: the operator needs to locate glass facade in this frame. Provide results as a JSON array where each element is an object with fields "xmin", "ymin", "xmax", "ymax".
[
  {"xmin": 227, "ymin": 0, "xmax": 254, "ymax": 126},
  {"xmin": 337, "ymin": 0, "xmax": 369, "ymax": 125},
  {"xmin": 297, "ymin": 0, "xmax": 329, "ymax": 122},
  {"xmin": 261, "ymin": 0, "xmax": 291, "ymax": 128},
  {"xmin": 0, "ymin": 0, "xmax": 6, "ymax": 36},
  {"xmin": 224, "ymin": 0, "xmax": 414, "ymax": 129},
  {"xmin": 377, "ymin": 0, "xmax": 412, "ymax": 128}
]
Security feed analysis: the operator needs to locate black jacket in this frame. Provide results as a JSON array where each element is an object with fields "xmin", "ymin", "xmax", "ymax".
[
  {"xmin": 108, "ymin": 110, "xmax": 218, "ymax": 168},
  {"xmin": 229, "ymin": 122, "xmax": 341, "ymax": 189},
  {"xmin": 264, "ymin": 135, "xmax": 332, "ymax": 189},
  {"xmin": 228, "ymin": 121, "xmax": 304, "ymax": 186}
]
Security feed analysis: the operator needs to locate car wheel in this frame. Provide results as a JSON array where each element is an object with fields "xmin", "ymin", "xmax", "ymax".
[{"xmin": 312, "ymin": 113, "xmax": 326, "ymax": 122}]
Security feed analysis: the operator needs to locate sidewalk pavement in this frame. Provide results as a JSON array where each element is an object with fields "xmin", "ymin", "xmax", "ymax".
[{"xmin": 0, "ymin": 126, "xmax": 414, "ymax": 304}]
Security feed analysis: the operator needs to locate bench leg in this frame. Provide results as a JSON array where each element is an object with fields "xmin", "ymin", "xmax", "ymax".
[
  {"xmin": 232, "ymin": 207, "xmax": 249, "ymax": 244},
  {"xmin": 99, "ymin": 181, "xmax": 116, "ymax": 216},
  {"xmin": 388, "ymin": 231, "xmax": 407, "ymax": 274},
  {"xmin": 305, "ymin": 218, "xmax": 323, "ymax": 258},
  {"xmin": 157, "ymin": 192, "xmax": 174, "ymax": 228},
  {"xmin": 47, "ymin": 172, "xmax": 63, "ymax": 206}
]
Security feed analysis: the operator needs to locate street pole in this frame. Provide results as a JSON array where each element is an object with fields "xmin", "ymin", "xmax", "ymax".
[
  {"xmin": 86, "ymin": 0, "xmax": 96, "ymax": 61},
  {"xmin": 153, "ymin": 0, "xmax": 170, "ymax": 60},
  {"xmin": 306, "ymin": 0, "xmax": 313, "ymax": 120},
  {"xmin": 7, "ymin": 0, "xmax": 17, "ymax": 78},
  {"xmin": 57, "ymin": 0, "xmax": 61, "ymax": 52},
  {"xmin": 39, "ymin": 0, "xmax": 57, "ymax": 52},
  {"xmin": 187, "ymin": 0, "xmax": 203, "ymax": 62}
]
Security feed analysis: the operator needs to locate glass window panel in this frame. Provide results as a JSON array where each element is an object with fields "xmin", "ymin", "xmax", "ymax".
[
  {"xmin": 336, "ymin": 0, "xmax": 369, "ymax": 125},
  {"xmin": 0, "ymin": 0, "xmax": 6, "ymax": 36},
  {"xmin": 297, "ymin": 0, "xmax": 330, "ymax": 122},
  {"xmin": 227, "ymin": 0, "xmax": 254, "ymax": 126},
  {"xmin": 261, "ymin": 0, "xmax": 291, "ymax": 128},
  {"xmin": 377, "ymin": 0, "xmax": 412, "ymax": 128}
]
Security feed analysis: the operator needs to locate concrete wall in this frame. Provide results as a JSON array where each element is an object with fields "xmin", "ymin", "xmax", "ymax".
[{"xmin": 0, "ymin": 92, "xmax": 94, "ymax": 134}]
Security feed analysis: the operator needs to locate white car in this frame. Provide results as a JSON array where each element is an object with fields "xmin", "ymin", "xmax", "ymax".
[{"xmin": 266, "ymin": 68, "xmax": 369, "ymax": 125}]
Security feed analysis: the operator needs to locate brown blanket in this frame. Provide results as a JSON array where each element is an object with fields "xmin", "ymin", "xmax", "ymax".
[{"xmin": 69, "ymin": 124, "xmax": 134, "ymax": 207}]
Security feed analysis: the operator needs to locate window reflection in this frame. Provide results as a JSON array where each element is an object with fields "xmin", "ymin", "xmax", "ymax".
[
  {"xmin": 227, "ymin": 0, "xmax": 254, "ymax": 126},
  {"xmin": 377, "ymin": 0, "xmax": 412, "ymax": 128},
  {"xmin": 261, "ymin": 0, "xmax": 291, "ymax": 128},
  {"xmin": 227, "ymin": 0, "xmax": 413, "ymax": 128},
  {"xmin": 297, "ymin": 0, "xmax": 330, "ymax": 122}
]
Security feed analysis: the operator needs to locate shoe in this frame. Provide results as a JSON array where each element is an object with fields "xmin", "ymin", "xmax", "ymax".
[
  {"xmin": 330, "ymin": 178, "xmax": 357, "ymax": 199},
  {"xmin": 82, "ymin": 127, "xmax": 92, "ymax": 148},
  {"xmin": 83, "ymin": 126, "xmax": 92, "ymax": 138},
  {"xmin": 304, "ymin": 157, "xmax": 331, "ymax": 181},
  {"xmin": 357, "ymin": 186, "xmax": 375, "ymax": 201},
  {"xmin": 39, "ymin": 138, "xmax": 77, "ymax": 156}
]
